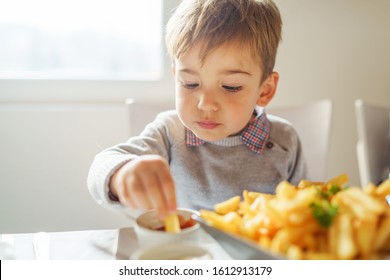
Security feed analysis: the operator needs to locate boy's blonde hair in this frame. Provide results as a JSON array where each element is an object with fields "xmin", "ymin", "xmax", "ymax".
[{"xmin": 165, "ymin": 0, "xmax": 282, "ymax": 82}]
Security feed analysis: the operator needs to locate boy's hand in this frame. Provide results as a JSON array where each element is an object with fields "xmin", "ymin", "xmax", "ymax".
[{"xmin": 109, "ymin": 155, "xmax": 177, "ymax": 219}]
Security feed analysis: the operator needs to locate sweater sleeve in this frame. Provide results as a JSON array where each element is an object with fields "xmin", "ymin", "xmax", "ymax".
[
  {"xmin": 87, "ymin": 110, "xmax": 177, "ymax": 216},
  {"xmin": 267, "ymin": 114, "xmax": 308, "ymax": 186}
]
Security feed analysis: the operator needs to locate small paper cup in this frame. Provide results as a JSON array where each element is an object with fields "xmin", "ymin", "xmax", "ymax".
[{"xmin": 135, "ymin": 208, "xmax": 200, "ymax": 247}]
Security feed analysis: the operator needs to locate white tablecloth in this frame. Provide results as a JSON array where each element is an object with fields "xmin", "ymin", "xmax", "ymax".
[{"xmin": 0, "ymin": 228, "xmax": 232, "ymax": 260}]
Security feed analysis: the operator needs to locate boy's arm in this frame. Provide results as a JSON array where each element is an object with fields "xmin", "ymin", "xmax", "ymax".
[
  {"xmin": 287, "ymin": 135, "xmax": 308, "ymax": 185},
  {"xmin": 87, "ymin": 111, "xmax": 176, "ymax": 216}
]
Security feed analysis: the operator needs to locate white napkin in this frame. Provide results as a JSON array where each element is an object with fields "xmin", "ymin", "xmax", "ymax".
[{"xmin": 0, "ymin": 234, "xmax": 15, "ymax": 260}]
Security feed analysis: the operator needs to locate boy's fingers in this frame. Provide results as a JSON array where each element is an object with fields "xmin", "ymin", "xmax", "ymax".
[
  {"xmin": 143, "ymin": 157, "xmax": 177, "ymax": 218},
  {"xmin": 125, "ymin": 174, "xmax": 152, "ymax": 210},
  {"xmin": 140, "ymin": 171, "xmax": 168, "ymax": 217},
  {"xmin": 112, "ymin": 155, "xmax": 176, "ymax": 217},
  {"xmin": 117, "ymin": 179, "xmax": 137, "ymax": 209},
  {"xmin": 110, "ymin": 171, "xmax": 133, "ymax": 208},
  {"xmin": 157, "ymin": 164, "xmax": 177, "ymax": 213}
]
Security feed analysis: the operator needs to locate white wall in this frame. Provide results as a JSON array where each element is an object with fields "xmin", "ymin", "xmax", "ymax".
[
  {"xmin": 272, "ymin": 0, "xmax": 390, "ymax": 185},
  {"xmin": 0, "ymin": 103, "xmax": 135, "ymax": 233},
  {"xmin": 0, "ymin": 0, "xmax": 389, "ymax": 232}
]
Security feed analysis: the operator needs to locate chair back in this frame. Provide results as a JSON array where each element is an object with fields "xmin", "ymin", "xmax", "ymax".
[
  {"xmin": 355, "ymin": 99, "xmax": 390, "ymax": 186},
  {"xmin": 126, "ymin": 98, "xmax": 175, "ymax": 136},
  {"xmin": 267, "ymin": 99, "xmax": 333, "ymax": 181}
]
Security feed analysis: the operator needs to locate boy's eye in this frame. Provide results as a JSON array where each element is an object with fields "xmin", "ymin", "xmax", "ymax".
[
  {"xmin": 182, "ymin": 83, "xmax": 199, "ymax": 89},
  {"xmin": 223, "ymin": 85, "xmax": 242, "ymax": 92}
]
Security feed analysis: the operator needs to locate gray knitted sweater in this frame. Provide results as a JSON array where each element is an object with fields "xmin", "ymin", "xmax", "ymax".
[{"xmin": 87, "ymin": 109, "xmax": 307, "ymax": 215}]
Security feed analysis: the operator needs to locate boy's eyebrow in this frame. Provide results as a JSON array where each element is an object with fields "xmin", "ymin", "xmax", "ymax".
[
  {"xmin": 177, "ymin": 68, "xmax": 198, "ymax": 75},
  {"xmin": 221, "ymin": 69, "xmax": 252, "ymax": 76},
  {"xmin": 178, "ymin": 68, "xmax": 252, "ymax": 76}
]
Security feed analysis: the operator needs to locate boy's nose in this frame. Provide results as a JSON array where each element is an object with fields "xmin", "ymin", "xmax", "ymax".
[{"xmin": 197, "ymin": 93, "xmax": 218, "ymax": 112}]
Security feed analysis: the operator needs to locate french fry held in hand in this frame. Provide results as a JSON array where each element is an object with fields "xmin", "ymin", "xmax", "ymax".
[
  {"xmin": 200, "ymin": 174, "xmax": 390, "ymax": 259},
  {"xmin": 164, "ymin": 213, "xmax": 181, "ymax": 233}
]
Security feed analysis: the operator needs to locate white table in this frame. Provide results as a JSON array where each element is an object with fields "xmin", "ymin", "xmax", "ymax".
[{"xmin": 0, "ymin": 227, "xmax": 232, "ymax": 260}]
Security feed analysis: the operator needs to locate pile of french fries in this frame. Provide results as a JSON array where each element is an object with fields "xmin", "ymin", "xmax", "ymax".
[{"xmin": 200, "ymin": 174, "xmax": 390, "ymax": 259}]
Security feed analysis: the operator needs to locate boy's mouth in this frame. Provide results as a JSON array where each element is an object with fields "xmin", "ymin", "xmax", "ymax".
[{"xmin": 197, "ymin": 121, "xmax": 220, "ymax": 129}]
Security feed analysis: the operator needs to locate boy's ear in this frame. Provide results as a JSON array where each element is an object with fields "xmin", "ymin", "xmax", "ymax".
[{"xmin": 256, "ymin": 72, "xmax": 279, "ymax": 107}]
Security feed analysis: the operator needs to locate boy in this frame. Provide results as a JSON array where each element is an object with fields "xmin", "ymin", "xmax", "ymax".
[{"xmin": 87, "ymin": 0, "xmax": 307, "ymax": 219}]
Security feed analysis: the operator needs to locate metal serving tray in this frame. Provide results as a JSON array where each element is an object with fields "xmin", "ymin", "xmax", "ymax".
[{"xmin": 192, "ymin": 215, "xmax": 284, "ymax": 260}]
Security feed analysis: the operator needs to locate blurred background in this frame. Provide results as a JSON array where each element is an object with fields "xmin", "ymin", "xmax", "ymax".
[{"xmin": 0, "ymin": 0, "xmax": 389, "ymax": 233}]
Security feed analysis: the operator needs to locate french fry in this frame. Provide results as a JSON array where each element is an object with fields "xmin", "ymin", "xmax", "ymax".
[
  {"xmin": 286, "ymin": 208, "xmax": 313, "ymax": 226},
  {"xmin": 261, "ymin": 200, "xmax": 286, "ymax": 228},
  {"xmin": 270, "ymin": 228, "xmax": 290, "ymax": 254},
  {"xmin": 214, "ymin": 195, "xmax": 240, "ymax": 215},
  {"xmin": 258, "ymin": 235, "xmax": 272, "ymax": 249},
  {"xmin": 164, "ymin": 213, "xmax": 181, "ymax": 233},
  {"xmin": 223, "ymin": 211, "xmax": 242, "ymax": 230},
  {"xmin": 239, "ymin": 201, "xmax": 256, "ymax": 218},
  {"xmin": 343, "ymin": 187, "xmax": 385, "ymax": 215},
  {"xmin": 243, "ymin": 190, "xmax": 264, "ymax": 204},
  {"xmin": 249, "ymin": 195, "xmax": 264, "ymax": 211},
  {"xmin": 376, "ymin": 179, "xmax": 390, "ymax": 198},
  {"xmin": 332, "ymin": 192, "xmax": 377, "ymax": 221},
  {"xmin": 362, "ymin": 182, "xmax": 377, "ymax": 196},
  {"xmin": 279, "ymin": 226, "xmax": 311, "ymax": 247},
  {"xmin": 316, "ymin": 233, "xmax": 329, "ymax": 253},
  {"xmin": 354, "ymin": 219, "xmax": 377, "ymax": 258},
  {"xmin": 286, "ymin": 245, "xmax": 303, "ymax": 260},
  {"xmin": 374, "ymin": 214, "xmax": 390, "ymax": 251},
  {"xmin": 275, "ymin": 181, "xmax": 297, "ymax": 200},
  {"xmin": 241, "ymin": 214, "xmax": 265, "ymax": 239},
  {"xmin": 243, "ymin": 190, "xmax": 252, "ymax": 204},
  {"xmin": 300, "ymin": 234, "xmax": 317, "ymax": 251},
  {"xmin": 328, "ymin": 217, "xmax": 338, "ymax": 256},
  {"xmin": 305, "ymin": 252, "xmax": 336, "ymax": 260},
  {"xmin": 200, "ymin": 210, "xmax": 237, "ymax": 234},
  {"xmin": 327, "ymin": 173, "xmax": 349, "ymax": 188},
  {"xmin": 288, "ymin": 221, "xmax": 321, "ymax": 242},
  {"xmin": 335, "ymin": 213, "xmax": 358, "ymax": 260},
  {"xmin": 273, "ymin": 187, "xmax": 317, "ymax": 212},
  {"xmin": 298, "ymin": 179, "xmax": 325, "ymax": 189},
  {"xmin": 382, "ymin": 234, "xmax": 390, "ymax": 251}
]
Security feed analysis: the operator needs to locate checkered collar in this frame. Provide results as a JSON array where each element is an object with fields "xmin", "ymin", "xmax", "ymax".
[{"xmin": 185, "ymin": 107, "xmax": 270, "ymax": 155}]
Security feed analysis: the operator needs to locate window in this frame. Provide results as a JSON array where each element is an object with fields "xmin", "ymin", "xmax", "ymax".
[{"xmin": 0, "ymin": 0, "xmax": 163, "ymax": 80}]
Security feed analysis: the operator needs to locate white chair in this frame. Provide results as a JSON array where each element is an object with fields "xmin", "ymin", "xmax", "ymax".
[
  {"xmin": 355, "ymin": 99, "xmax": 390, "ymax": 186},
  {"xmin": 126, "ymin": 98, "xmax": 175, "ymax": 136},
  {"xmin": 267, "ymin": 99, "xmax": 333, "ymax": 182},
  {"xmin": 126, "ymin": 98, "xmax": 333, "ymax": 182}
]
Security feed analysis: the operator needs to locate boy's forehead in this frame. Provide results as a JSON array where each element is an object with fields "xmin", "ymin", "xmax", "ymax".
[{"xmin": 176, "ymin": 40, "xmax": 261, "ymax": 71}]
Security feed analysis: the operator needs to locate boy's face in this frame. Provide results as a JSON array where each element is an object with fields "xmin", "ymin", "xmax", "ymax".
[{"xmin": 173, "ymin": 41, "xmax": 278, "ymax": 142}]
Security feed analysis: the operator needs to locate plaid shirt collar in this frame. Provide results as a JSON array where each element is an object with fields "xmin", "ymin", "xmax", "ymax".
[{"xmin": 185, "ymin": 108, "xmax": 270, "ymax": 155}]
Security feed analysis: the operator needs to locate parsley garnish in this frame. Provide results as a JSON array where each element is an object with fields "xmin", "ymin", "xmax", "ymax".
[
  {"xmin": 318, "ymin": 184, "xmax": 341, "ymax": 199},
  {"xmin": 310, "ymin": 200, "xmax": 338, "ymax": 228}
]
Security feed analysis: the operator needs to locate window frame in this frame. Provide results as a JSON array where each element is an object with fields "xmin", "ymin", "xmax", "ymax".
[{"xmin": 0, "ymin": 0, "xmax": 178, "ymax": 104}]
